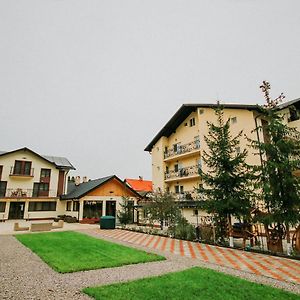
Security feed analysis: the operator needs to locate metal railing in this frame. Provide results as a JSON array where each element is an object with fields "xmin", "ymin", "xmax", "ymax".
[
  {"xmin": 0, "ymin": 188, "xmax": 52, "ymax": 198},
  {"xmin": 9, "ymin": 167, "xmax": 34, "ymax": 177},
  {"xmin": 172, "ymin": 190, "xmax": 199, "ymax": 201},
  {"xmin": 164, "ymin": 140, "xmax": 200, "ymax": 159},
  {"xmin": 165, "ymin": 165, "xmax": 201, "ymax": 180}
]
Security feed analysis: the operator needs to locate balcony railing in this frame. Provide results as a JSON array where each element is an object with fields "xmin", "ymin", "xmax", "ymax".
[
  {"xmin": 10, "ymin": 167, "xmax": 34, "ymax": 177},
  {"xmin": 165, "ymin": 165, "xmax": 201, "ymax": 181},
  {"xmin": 164, "ymin": 140, "xmax": 200, "ymax": 159},
  {"xmin": 172, "ymin": 190, "xmax": 199, "ymax": 201},
  {"xmin": 0, "ymin": 188, "xmax": 52, "ymax": 198}
]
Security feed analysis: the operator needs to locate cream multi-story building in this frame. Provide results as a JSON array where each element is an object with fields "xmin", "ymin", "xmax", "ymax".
[
  {"xmin": 145, "ymin": 99, "xmax": 300, "ymax": 224},
  {"xmin": 0, "ymin": 147, "xmax": 75, "ymax": 220}
]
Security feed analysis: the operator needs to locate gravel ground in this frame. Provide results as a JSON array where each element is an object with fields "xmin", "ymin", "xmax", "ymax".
[{"xmin": 0, "ymin": 231, "xmax": 299, "ymax": 300}]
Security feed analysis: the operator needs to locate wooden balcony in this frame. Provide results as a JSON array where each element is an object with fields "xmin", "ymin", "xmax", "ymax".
[{"xmin": 164, "ymin": 140, "xmax": 200, "ymax": 162}]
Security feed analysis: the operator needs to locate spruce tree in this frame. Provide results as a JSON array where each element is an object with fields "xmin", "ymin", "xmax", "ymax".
[
  {"xmin": 199, "ymin": 107, "xmax": 254, "ymax": 246},
  {"xmin": 251, "ymin": 81, "xmax": 300, "ymax": 254}
]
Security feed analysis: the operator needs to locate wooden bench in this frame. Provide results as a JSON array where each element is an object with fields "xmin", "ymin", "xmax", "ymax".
[{"xmin": 30, "ymin": 223, "xmax": 53, "ymax": 232}]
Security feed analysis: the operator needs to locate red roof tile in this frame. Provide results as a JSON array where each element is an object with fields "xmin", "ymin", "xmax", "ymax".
[{"xmin": 125, "ymin": 178, "xmax": 153, "ymax": 192}]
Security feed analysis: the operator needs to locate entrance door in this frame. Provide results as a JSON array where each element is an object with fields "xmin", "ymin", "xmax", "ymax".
[
  {"xmin": 106, "ymin": 201, "xmax": 116, "ymax": 216},
  {"xmin": 8, "ymin": 202, "xmax": 25, "ymax": 219}
]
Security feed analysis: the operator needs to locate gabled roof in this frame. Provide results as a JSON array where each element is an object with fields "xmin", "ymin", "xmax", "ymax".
[
  {"xmin": 0, "ymin": 147, "xmax": 75, "ymax": 170},
  {"xmin": 125, "ymin": 178, "xmax": 153, "ymax": 192},
  {"xmin": 61, "ymin": 175, "xmax": 141, "ymax": 200},
  {"xmin": 144, "ymin": 103, "xmax": 259, "ymax": 152}
]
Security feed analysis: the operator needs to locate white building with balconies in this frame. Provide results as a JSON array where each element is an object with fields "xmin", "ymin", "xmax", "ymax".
[{"xmin": 0, "ymin": 147, "xmax": 75, "ymax": 220}]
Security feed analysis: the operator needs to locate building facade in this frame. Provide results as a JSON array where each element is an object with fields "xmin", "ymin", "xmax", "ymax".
[
  {"xmin": 0, "ymin": 147, "xmax": 75, "ymax": 221},
  {"xmin": 61, "ymin": 175, "xmax": 141, "ymax": 223},
  {"xmin": 145, "ymin": 100, "xmax": 300, "ymax": 225}
]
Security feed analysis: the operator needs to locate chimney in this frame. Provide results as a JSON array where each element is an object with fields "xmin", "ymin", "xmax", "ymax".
[
  {"xmin": 83, "ymin": 176, "xmax": 88, "ymax": 183},
  {"xmin": 139, "ymin": 176, "xmax": 143, "ymax": 180},
  {"xmin": 75, "ymin": 176, "xmax": 81, "ymax": 186}
]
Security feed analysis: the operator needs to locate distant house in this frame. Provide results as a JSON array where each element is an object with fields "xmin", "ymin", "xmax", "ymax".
[
  {"xmin": 61, "ymin": 175, "xmax": 142, "ymax": 223},
  {"xmin": 0, "ymin": 147, "xmax": 75, "ymax": 221},
  {"xmin": 124, "ymin": 177, "xmax": 152, "ymax": 197}
]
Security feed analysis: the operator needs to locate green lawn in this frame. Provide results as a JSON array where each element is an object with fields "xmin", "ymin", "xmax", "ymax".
[
  {"xmin": 83, "ymin": 267, "xmax": 300, "ymax": 300},
  {"xmin": 15, "ymin": 231, "xmax": 164, "ymax": 273}
]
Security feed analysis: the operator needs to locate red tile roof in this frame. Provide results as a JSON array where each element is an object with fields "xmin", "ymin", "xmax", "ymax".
[{"xmin": 125, "ymin": 178, "xmax": 153, "ymax": 192}]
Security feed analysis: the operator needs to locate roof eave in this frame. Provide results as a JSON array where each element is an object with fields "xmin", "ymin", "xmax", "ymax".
[{"xmin": 144, "ymin": 103, "xmax": 259, "ymax": 152}]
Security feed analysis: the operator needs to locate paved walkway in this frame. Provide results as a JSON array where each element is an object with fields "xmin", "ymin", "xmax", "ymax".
[{"xmin": 89, "ymin": 228, "xmax": 300, "ymax": 285}]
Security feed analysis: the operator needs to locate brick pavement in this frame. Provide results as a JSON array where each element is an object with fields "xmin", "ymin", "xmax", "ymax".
[{"xmin": 90, "ymin": 228, "xmax": 300, "ymax": 285}]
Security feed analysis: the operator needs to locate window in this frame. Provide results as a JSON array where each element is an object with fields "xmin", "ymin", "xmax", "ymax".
[
  {"xmin": 190, "ymin": 118, "xmax": 196, "ymax": 127},
  {"xmin": 40, "ymin": 169, "xmax": 51, "ymax": 183},
  {"xmin": 175, "ymin": 186, "xmax": 184, "ymax": 194},
  {"xmin": 231, "ymin": 117, "xmax": 237, "ymax": 124},
  {"xmin": 28, "ymin": 201, "xmax": 56, "ymax": 211},
  {"xmin": 33, "ymin": 183, "xmax": 49, "ymax": 197},
  {"xmin": 13, "ymin": 160, "xmax": 32, "ymax": 176},
  {"xmin": 289, "ymin": 107, "xmax": 299, "ymax": 122},
  {"xmin": 0, "ymin": 202, "xmax": 6, "ymax": 212},
  {"xmin": 0, "ymin": 181, "xmax": 7, "ymax": 197},
  {"xmin": 197, "ymin": 159, "xmax": 202, "ymax": 171},
  {"xmin": 66, "ymin": 201, "xmax": 72, "ymax": 211},
  {"xmin": 199, "ymin": 109, "xmax": 204, "ymax": 115},
  {"xmin": 0, "ymin": 165, "xmax": 2, "ymax": 180},
  {"xmin": 73, "ymin": 201, "xmax": 79, "ymax": 212},
  {"xmin": 40, "ymin": 169, "xmax": 51, "ymax": 178},
  {"xmin": 174, "ymin": 164, "xmax": 179, "ymax": 172},
  {"xmin": 173, "ymin": 143, "xmax": 180, "ymax": 154},
  {"xmin": 193, "ymin": 209, "xmax": 199, "ymax": 216}
]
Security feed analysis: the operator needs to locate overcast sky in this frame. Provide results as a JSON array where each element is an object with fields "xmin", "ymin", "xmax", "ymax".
[{"xmin": 0, "ymin": 0, "xmax": 299, "ymax": 180}]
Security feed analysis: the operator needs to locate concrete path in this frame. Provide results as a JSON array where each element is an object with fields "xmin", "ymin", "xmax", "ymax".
[{"xmin": 88, "ymin": 228, "xmax": 300, "ymax": 285}]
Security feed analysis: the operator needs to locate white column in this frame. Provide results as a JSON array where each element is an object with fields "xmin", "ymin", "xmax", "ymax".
[
  {"xmin": 79, "ymin": 200, "xmax": 84, "ymax": 220},
  {"xmin": 102, "ymin": 201, "xmax": 106, "ymax": 216},
  {"xmin": 24, "ymin": 201, "xmax": 29, "ymax": 220}
]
